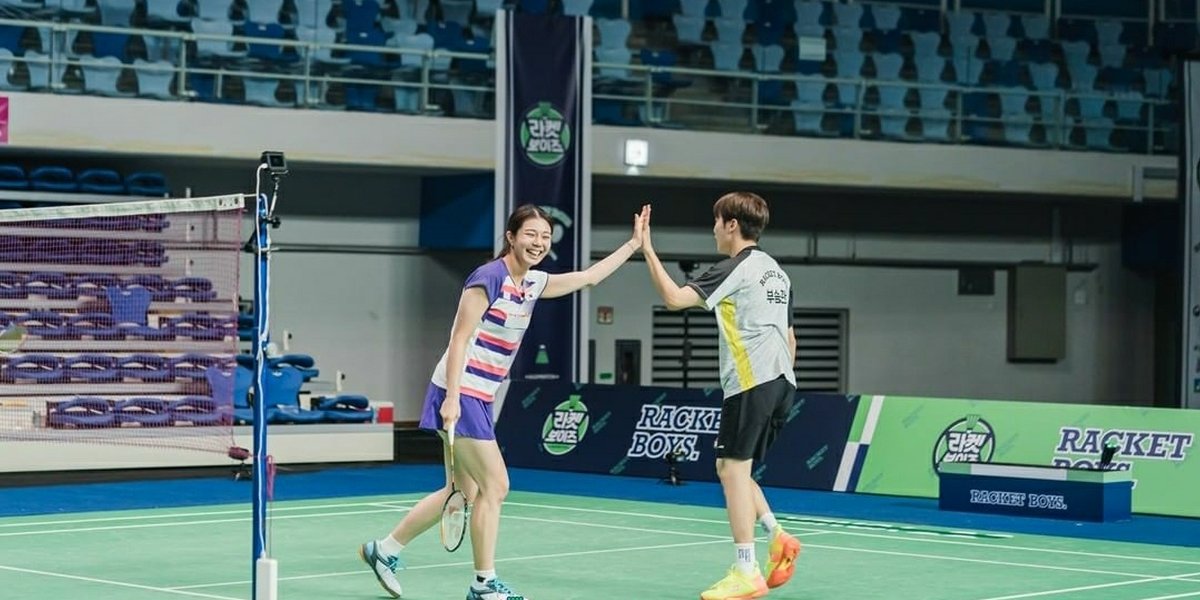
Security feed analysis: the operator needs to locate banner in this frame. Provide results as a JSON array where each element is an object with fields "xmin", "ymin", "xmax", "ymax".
[
  {"xmin": 495, "ymin": 11, "xmax": 592, "ymax": 382},
  {"xmin": 495, "ymin": 381, "xmax": 860, "ymax": 489},
  {"xmin": 1183, "ymin": 59, "xmax": 1200, "ymax": 409},
  {"xmin": 847, "ymin": 396, "xmax": 1200, "ymax": 517}
]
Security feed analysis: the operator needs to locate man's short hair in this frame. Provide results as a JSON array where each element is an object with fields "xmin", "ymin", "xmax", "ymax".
[{"xmin": 713, "ymin": 192, "xmax": 769, "ymax": 241}]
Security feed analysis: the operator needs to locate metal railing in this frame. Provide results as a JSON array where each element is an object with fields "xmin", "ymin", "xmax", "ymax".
[{"xmin": 0, "ymin": 16, "xmax": 1178, "ymax": 155}]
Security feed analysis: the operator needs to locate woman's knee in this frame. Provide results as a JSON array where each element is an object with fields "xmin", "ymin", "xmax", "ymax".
[{"xmin": 478, "ymin": 473, "xmax": 510, "ymax": 503}]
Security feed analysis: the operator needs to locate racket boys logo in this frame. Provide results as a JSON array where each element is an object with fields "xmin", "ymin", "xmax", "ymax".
[
  {"xmin": 627, "ymin": 404, "xmax": 722, "ymax": 462},
  {"xmin": 541, "ymin": 394, "xmax": 589, "ymax": 455},
  {"xmin": 520, "ymin": 102, "xmax": 571, "ymax": 167},
  {"xmin": 932, "ymin": 414, "xmax": 995, "ymax": 470}
]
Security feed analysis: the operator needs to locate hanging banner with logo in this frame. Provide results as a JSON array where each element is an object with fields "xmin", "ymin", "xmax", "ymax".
[
  {"xmin": 494, "ymin": 11, "xmax": 592, "ymax": 382},
  {"xmin": 495, "ymin": 381, "xmax": 860, "ymax": 489},
  {"xmin": 845, "ymin": 396, "xmax": 1200, "ymax": 517}
]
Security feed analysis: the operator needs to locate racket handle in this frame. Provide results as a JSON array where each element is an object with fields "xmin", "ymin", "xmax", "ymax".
[{"xmin": 448, "ymin": 422, "xmax": 456, "ymax": 447}]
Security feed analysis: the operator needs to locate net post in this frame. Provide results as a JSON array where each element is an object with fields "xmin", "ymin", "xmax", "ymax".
[{"xmin": 250, "ymin": 156, "xmax": 281, "ymax": 599}]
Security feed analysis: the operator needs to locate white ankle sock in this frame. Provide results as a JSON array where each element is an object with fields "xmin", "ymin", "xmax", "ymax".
[
  {"xmin": 760, "ymin": 512, "xmax": 779, "ymax": 536},
  {"xmin": 734, "ymin": 543, "xmax": 756, "ymax": 575},
  {"xmin": 377, "ymin": 535, "xmax": 404, "ymax": 556},
  {"xmin": 474, "ymin": 569, "xmax": 497, "ymax": 588}
]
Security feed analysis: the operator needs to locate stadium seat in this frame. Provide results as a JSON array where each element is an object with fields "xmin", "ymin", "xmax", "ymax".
[
  {"xmin": 910, "ymin": 31, "xmax": 941, "ymax": 60},
  {"xmin": 30, "ymin": 166, "xmax": 77, "ymax": 192},
  {"xmin": 919, "ymin": 107, "xmax": 954, "ymax": 141},
  {"xmin": 246, "ymin": 0, "xmax": 286, "ymax": 24},
  {"xmin": 171, "ymin": 353, "xmax": 232, "ymax": 381},
  {"xmin": 265, "ymin": 366, "xmax": 325, "ymax": 424},
  {"xmin": 77, "ymin": 168, "xmax": 125, "ymax": 194},
  {"xmin": 872, "ymin": 5, "xmax": 900, "ymax": 30},
  {"xmin": 318, "ymin": 395, "xmax": 375, "ymax": 423},
  {"xmin": 267, "ymin": 353, "xmax": 320, "ymax": 381},
  {"xmin": 596, "ymin": 19, "xmax": 631, "ymax": 49},
  {"xmin": 145, "ymin": 0, "xmax": 190, "ymax": 28},
  {"xmin": 563, "ymin": 0, "xmax": 593, "ymax": 16},
  {"xmin": 982, "ymin": 13, "xmax": 1011, "ymax": 39},
  {"xmin": 3, "ymin": 353, "xmax": 64, "ymax": 383},
  {"xmin": 97, "ymin": 0, "xmax": 137, "ymax": 26},
  {"xmin": 115, "ymin": 398, "xmax": 173, "ymax": 427},
  {"xmin": 47, "ymin": 397, "xmax": 115, "ymax": 428},
  {"xmin": 64, "ymin": 354, "xmax": 121, "ymax": 383},
  {"xmin": 715, "ymin": 17, "xmax": 746, "ymax": 43},
  {"xmin": 119, "ymin": 354, "xmax": 173, "ymax": 382},
  {"xmin": 125, "ymin": 171, "xmax": 168, "ymax": 196},
  {"xmin": 169, "ymin": 395, "xmax": 232, "ymax": 426},
  {"xmin": 135, "ymin": 60, "xmax": 176, "ymax": 99},
  {"xmin": 0, "ymin": 165, "xmax": 28, "ymax": 190},
  {"xmin": 916, "ymin": 55, "xmax": 945, "ymax": 84},
  {"xmin": 1019, "ymin": 14, "xmax": 1049, "ymax": 40},
  {"xmin": 81, "ymin": 56, "xmax": 128, "ymax": 97},
  {"xmin": 873, "ymin": 52, "xmax": 903, "ymax": 80}
]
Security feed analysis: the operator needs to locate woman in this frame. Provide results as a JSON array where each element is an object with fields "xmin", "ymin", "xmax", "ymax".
[{"xmin": 360, "ymin": 203, "xmax": 648, "ymax": 600}]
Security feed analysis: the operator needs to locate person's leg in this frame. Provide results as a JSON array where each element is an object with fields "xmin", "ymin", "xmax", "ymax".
[
  {"xmin": 701, "ymin": 392, "xmax": 769, "ymax": 600},
  {"xmin": 388, "ymin": 432, "xmax": 480, "ymax": 546},
  {"xmin": 759, "ymin": 379, "xmax": 801, "ymax": 589},
  {"xmin": 455, "ymin": 437, "xmax": 527, "ymax": 599}
]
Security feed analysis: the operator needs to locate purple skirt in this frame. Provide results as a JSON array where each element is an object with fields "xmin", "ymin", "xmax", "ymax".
[{"xmin": 418, "ymin": 383, "xmax": 497, "ymax": 441}]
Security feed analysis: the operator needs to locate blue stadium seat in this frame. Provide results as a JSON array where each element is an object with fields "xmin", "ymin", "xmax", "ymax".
[
  {"xmin": 794, "ymin": 1, "xmax": 826, "ymax": 27},
  {"xmin": 30, "ymin": 166, "xmax": 76, "ymax": 192},
  {"xmin": 917, "ymin": 87, "xmax": 947, "ymax": 110},
  {"xmin": 873, "ymin": 52, "xmax": 903, "ymax": 80},
  {"xmin": 910, "ymin": 31, "xmax": 941, "ymax": 59},
  {"xmin": 1098, "ymin": 44, "xmax": 1125, "ymax": 68},
  {"xmin": 195, "ymin": 0, "xmax": 234, "ymax": 23},
  {"xmin": 295, "ymin": 0, "xmax": 335, "ymax": 30},
  {"xmin": 170, "ymin": 395, "xmax": 232, "ymax": 426},
  {"xmin": 679, "ymin": 0, "xmax": 707, "ymax": 16},
  {"xmin": 1069, "ymin": 63, "xmax": 1099, "ymax": 92},
  {"xmin": 563, "ymin": 0, "xmax": 593, "ymax": 15},
  {"xmin": 191, "ymin": 19, "xmax": 248, "ymax": 62},
  {"xmin": 642, "ymin": 48, "xmax": 692, "ymax": 90},
  {"xmin": 710, "ymin": 17, "xmax": 742, "ymax": 43},
  {"xmin": 125, "ymin": 171, "xmax": 168, "ymax": 196},
  {"xmin": 90, "ymin": 31, "xmax": 129, "ymax": 60},
  {"xmin": 246, "ymin": 22, "xmax": 295, "ymax": 65},
  {"xmin": 946, "ymin": 11, "xmax": 978, "ymax": 39},
  {"xmin": 0, "ymin": 164, "xmax": 27, "ymax": 190},
  {"xmin": 441, "ymin": 0, "xmax": 474, "ymax": 21},
  {"xmin": 1143, "ymin": 68, "xmax": 1172, "ymax": 98},
  {"xmin": 982, "ymin": 13, "xmax": 1011, "ymax": 38},
  {"xmin": 81, "ymin": 56, "xmax": 128, "ymax": 96},
  {"xmin": 986, "ymin": 36, "xmax": 1016, "ymax": 61},
  {"xmin": 1082, "ymin": 118, "xmax": 1116, "ymax": 151},
  {"xmin": 98, "ymin": 0, "xmax": 137, "ymax": 26},
  {"xmin": 47, "ymin": 398, "xmax": 114, "ymax": 429},
  {"xmin": 832, "ymin": 25, "xmax": 861, "ymax": 51},
  {"xmin": 920, "ymin": 107, "xmax": 953, "ymax": 141},
  {"xmin": 1002, "ymin": 115, "xmax": 1035, "ymax": 146},
  {"xmin": 65, "ymin": 354, "xmax": 120, "ymax": 383},
  {"xmin": 790, "ymin": 99, "xmax": 826, "ymax": 135},
  {"xmin": 244, "ymin": 77, "xmax": 296, "ymax": 107},
  {"xmin": 996, "ymin": 87, "xmax": 1029, "ymax": 116},
  {"xmin": 317, "ymin": 395, "xmax": 375, "ymax": 423},
  {"xmin": 596, "ymin": 18, "xmax": 631, "ymax": 49},
  {"xmin": 77, "ymin": 168, "xmax": 125, "ymax": 193},
  {"xmin": 593, "ymin": 99, "xmax": 641, "ymax": 125},
  {"xmin": 872, "ymin": 4, "xmax": 900, "ymax": 30},
  {"xmin": 1019, "ymin": 14, "xmax": 1049, "ymax": 40},
  {"xmin": 673, "ymin": 14, "xmax": 705, "ymax": 45},
  {"xmin": 711, "ymin": 42, "xmax": 744, "ymax": 72},
  {"xmin": 755, "ymin": 19, "xmax": 788, "ymax": 46},
  {"xmin": 1095, "ymin": 20, "xmax": 1123, "ymax": 47},
  {"xmin": 145, "ymin": 0, "xmax": 189, "ymax": 27},
  {"xmin": 832, "ymin": 2, "xmax": 862, "ymax": 27},
  {"xmin": 135, "ymin": 59, "xmax": 175, "ymax": 99},
  {"xmin": 267, "ymin": 353, "xmax": 320, "ymax": 381},
  {"xmin": 114, "ymin": 398, "xmax": 173, "ymax": 427},
  {"xmin": 1114, "ymin": 92, "xmax": 1143, "ymax": 124},
  {"xmin": 4, "ymin": 354, "xmax": 65, "ymax": 383},
  {"xmin": 833, "ymin": 49, "xmax": 864, "ymax": 104},
  {"xmin": 1028, "ymin": 61, "xmax": 1058, "ymax": 91},
  {"xmin": 266, "ymin": 366, "xmax": 325, "ymax": 424}
]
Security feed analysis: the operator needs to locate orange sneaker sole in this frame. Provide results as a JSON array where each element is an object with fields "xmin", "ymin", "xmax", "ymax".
[{"xmin": 766, "ymin": 536, "xmax": 801, "ymax": 589}]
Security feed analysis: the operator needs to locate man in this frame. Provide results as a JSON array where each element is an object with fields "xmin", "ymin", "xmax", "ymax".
[{"xmin": 639, "ymin": 192, "xmax": 801, "ymax": 600}]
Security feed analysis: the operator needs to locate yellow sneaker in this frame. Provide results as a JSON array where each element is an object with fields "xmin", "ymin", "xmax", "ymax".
[
  {"xmin": 765, "ymin": 526, "xmax": 801, "ymax": 589},
  {"xmin": 700, "ymin": 565, "xmax": 768, "ymax": 600}
]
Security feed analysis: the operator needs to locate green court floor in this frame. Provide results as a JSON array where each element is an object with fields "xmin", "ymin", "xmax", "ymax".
[{"xmin": 1, "ymin": 491, "xmax": 1199, "ymax": 599}]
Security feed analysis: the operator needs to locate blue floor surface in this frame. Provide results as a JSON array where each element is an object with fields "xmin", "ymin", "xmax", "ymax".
[{"xmin": 2, "ymin": 463, "xmax": 1197, "ymax": 548}]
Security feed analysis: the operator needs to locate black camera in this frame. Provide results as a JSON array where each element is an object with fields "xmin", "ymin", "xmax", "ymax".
[{"xmin": 261, "ymin": 151, "xmax": 288, "ymax": 176}]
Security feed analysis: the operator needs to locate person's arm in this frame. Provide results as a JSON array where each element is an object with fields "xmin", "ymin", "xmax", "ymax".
[
  {"xmin": 440, "ymin": 286, "xmax": 490, "ymax": 430},
  {"xmin": 643, "ymin": 242, "xmax": 703, "ymax": 311},
  {"xmin": 542, "ymin": 205, "xmax": 648, "ymax": 299},
  {"xmin": 787, "ymin": 325, "xmax": 797, "ymax": 367}
]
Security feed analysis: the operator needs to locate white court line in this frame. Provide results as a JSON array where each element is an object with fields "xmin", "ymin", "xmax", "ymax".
[
  {"xmin": 974, "ymin": 571, "xmax": 1200, "ymax": 600},
  {"xmin": 0, "ymin": 507, "xmax": 413, "ymax": 537},
  {"xmin": 0, "ymin": 499, "xmax": 419, "ymax": 529},
  {"xmin": 171, "ymin": 534, "xmax": 838, "ymax": 591},
  {"xmin": 7, "ymin": 497, "xmax": 1200, "ymax": 581},
  {"xmin": 807, "ymin": 542, "xmax": 1187, "ymax": 579},
  {"xmin": 393, "ymin": 500, "xmax": 1200, "ymax": 569},
  {"xmin": 1136, "ymin": 592, "xmax": 1200, "ymax": 600},
  {"xmin": 0, "ymin": 564, "xmax": 241, "ymax": 600}
]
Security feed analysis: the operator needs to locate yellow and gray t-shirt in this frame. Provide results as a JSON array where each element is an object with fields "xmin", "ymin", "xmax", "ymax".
[{"xmin": 686, "ymin": 246, "xmax": 796, "ymax": 399}]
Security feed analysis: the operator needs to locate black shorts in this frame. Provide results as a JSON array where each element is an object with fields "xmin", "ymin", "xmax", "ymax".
[{"xmin": 714, "ymin": 375, "xmax": 795, "ymax": 462}]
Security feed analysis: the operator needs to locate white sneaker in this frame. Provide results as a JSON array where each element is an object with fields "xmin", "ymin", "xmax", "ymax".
[
  {"xmin": 358, "ymin": 540, "xmax": 403, "ymax": 598},
  {"xmin": 466, "ymin": 578, "xmax": 528, "ymax": 600}
]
